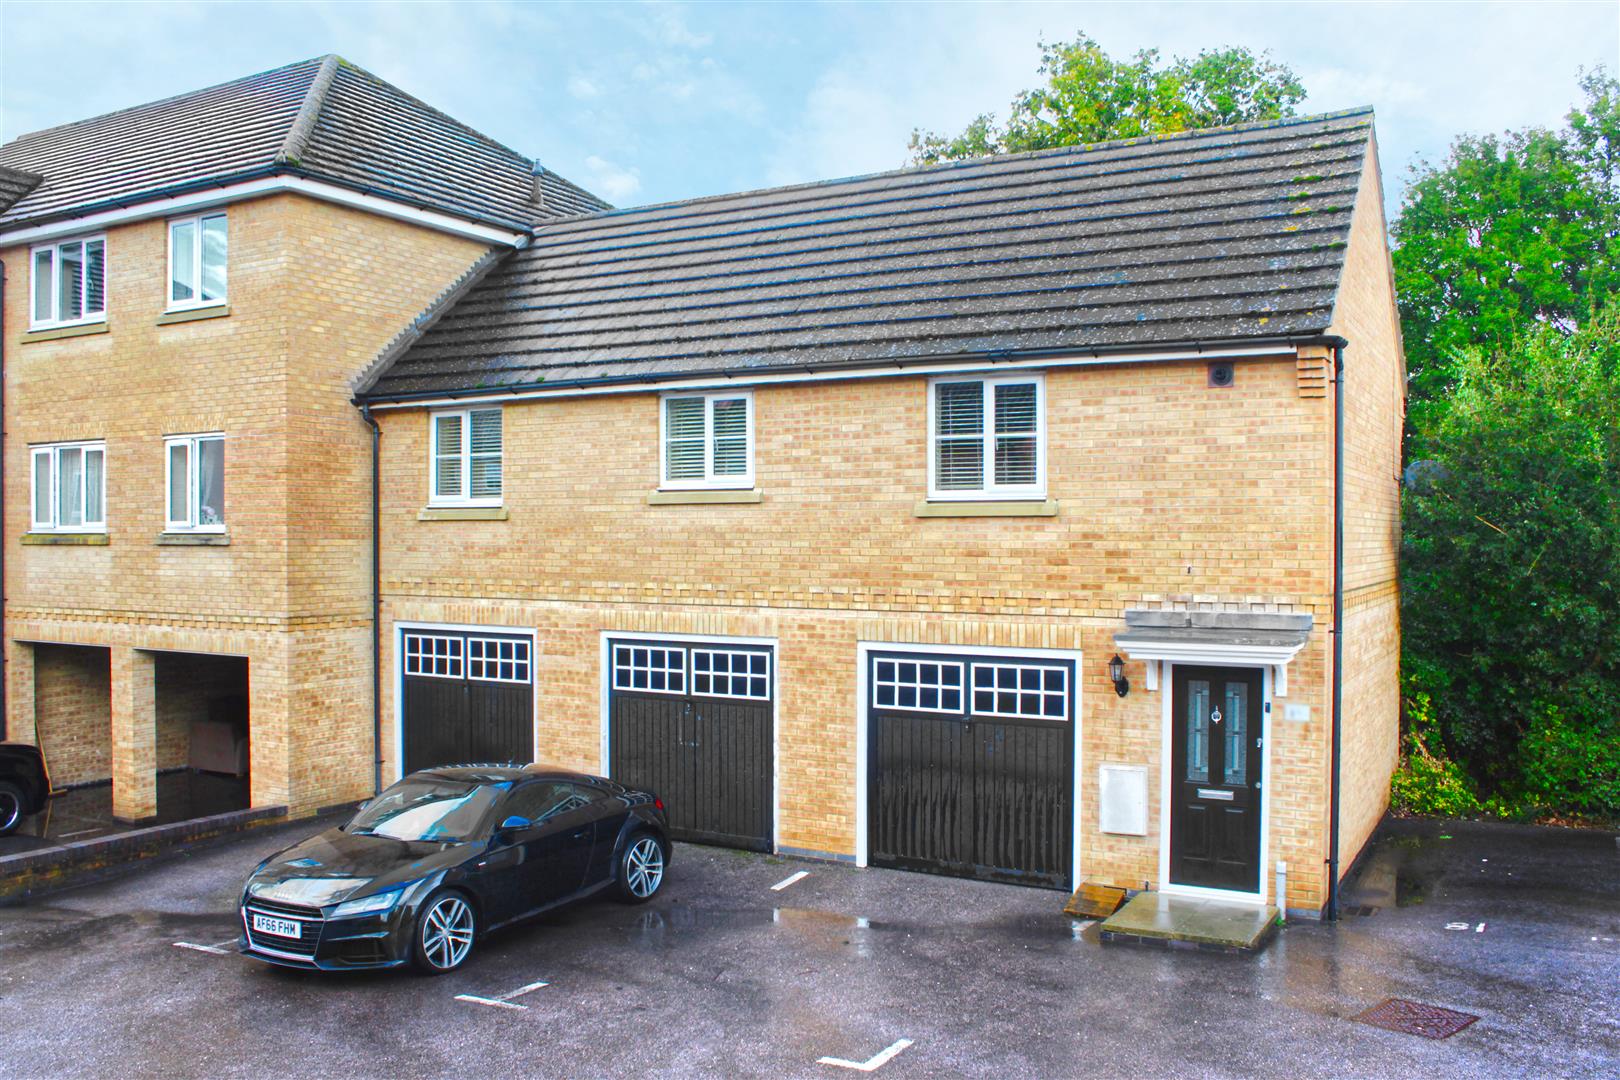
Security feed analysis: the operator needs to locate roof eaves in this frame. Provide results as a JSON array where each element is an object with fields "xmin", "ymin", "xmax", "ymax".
[{"xmin": 278, "ymin": 54, "xmax": 341, "ymax": 166}]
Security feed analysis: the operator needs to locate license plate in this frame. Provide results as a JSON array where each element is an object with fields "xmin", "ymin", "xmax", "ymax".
[{"xmin": 252, "ymin": 913, "xmax": 301, "ymax": 939}]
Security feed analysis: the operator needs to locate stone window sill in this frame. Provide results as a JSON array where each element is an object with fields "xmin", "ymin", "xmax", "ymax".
[
  {"xmin": 647, "ymin": 489, "xmax": 763, "ymax": 506},
  {"xmin": 157, "ymin": 532, "xmax": 230, "ymax": 546},
  {"xmin": 21, "ymin": 532, "xmax": 109, "ymax": 545},
  {"xmin": 913, "ymin": 499, "xmax": 1060, "ymax": 518},
  {"xmin": 418, "ymin": 506, "xmax": 509, "ymax": 521},
  {"xmin": 156, "ymin": 304, "xmax": 230, "ymax": 326},
  {"xmin": 21, "ymin": 321, "xmax": 109, "ymax": 344}
]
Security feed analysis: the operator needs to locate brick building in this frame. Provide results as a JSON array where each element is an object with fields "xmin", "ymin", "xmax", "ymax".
[{"xmin": 2, "ymin": 58, "xmax": 1402, "ymax": 917}]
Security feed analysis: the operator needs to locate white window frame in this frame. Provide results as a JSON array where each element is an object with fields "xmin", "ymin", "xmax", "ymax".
[
  {"xmin": 29, "ymin": 234, "xmax": 107, "ymax": 330},
  {"xmin": 871, "ymin": 657, "xmax": 966, "ymax": 714},
  {"xmin": 29, "ymin": 440, "xmax": 107, "ymax": 533},
  {"xmin": 428, "ymin": 407, "xmax": 503, "ymax": 507},
  {"xmin": 926, "ymin": 373, "xmax": 1046, "ymax": 501},
  {"xmin": 611, "ymin": 644, "xmax": 687, "ymax": 696},
  {"xmin": 403, "ymin": 633, "xmax": 464, "ymax": 679},
  {"xmin": 467, "ymin": 637, "xmax": 532, "ymax": 684},
  {"xmin": 969, "ymin": 662, "xmax": 1070, "ymax": 721},
  {"xmin": 690, "ymin": 648, "xmax": 772, "ymax": 701},
  {"xmin": 163, "ymin": 432, "xmax": 226, "ymax": 533},
  {"xmin": 659, "ymin": 390, "xmax": 755, "ymax": 491},
  {"xmin": 166, "ymin": 212, "xmax": 228, "ymax": 311}
]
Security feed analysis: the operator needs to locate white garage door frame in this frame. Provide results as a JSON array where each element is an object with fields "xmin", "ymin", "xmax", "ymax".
[{"xmin": 854, "ymin": 640, "xmax": 1084, "ymax": 886}]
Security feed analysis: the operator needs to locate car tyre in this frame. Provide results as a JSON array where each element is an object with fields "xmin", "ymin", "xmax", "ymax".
[
  {"xmin": 615, "ymin": 831, "xmax": 667, "ymax": 904},
  {"xmin": 0, "ymin": 781, "xmax": 26, "ymax": 837},
  {"xmin": 411, "ymin": 889, "xmax": 476, "ymax": 975}
]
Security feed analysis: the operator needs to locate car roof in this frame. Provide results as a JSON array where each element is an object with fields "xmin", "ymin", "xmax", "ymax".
[{"xmin": 410, "ymin": 762, "xmax": 606, "ymax": 786}]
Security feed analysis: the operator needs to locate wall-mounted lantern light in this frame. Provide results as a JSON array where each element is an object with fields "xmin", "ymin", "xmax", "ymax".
[{"xmin": 1108, "ymin": 654, "xmax": 1130, "ymax": 698}]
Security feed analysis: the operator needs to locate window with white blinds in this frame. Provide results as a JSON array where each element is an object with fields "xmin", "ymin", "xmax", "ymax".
[
  {"xmin": 168, "ymin": 213, "xmax": 228, "ymax": 310},
  {"xmin": 430, "ymin": 407, "xmax": 503, "ymax": 505},
  {"xmin": 30, "ymin": 441, "xmax": 107, "ymax": 533},
  {"xmin": 661, "ymin": 391, "xmax": 753, "ymax": 489},
  {"xmin": 928, "ymin": 375, "xmax": 1045, "ymax": 499},
  {"xmin": 31, "ymin": 235, "xmax": 106, "ymax": 329}
]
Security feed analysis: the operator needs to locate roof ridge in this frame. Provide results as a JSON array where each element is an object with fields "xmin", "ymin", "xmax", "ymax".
[
  {"xmin": 2, "ymin": 55, "xmax": 325, "ymax": 148},
  {"xmin": 330, "ymin": 57, "xmax": 532, "ymax": 168},
  {"xmin": 532, "ymin": 107, "xmax": 1375, "ymax": 232},
  {"xmin": 278, "ymin": 54, "xmax": 341, "ymax": 166}
]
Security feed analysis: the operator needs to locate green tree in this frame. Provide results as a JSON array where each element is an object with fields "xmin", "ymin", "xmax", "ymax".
[
  {"xmin": 1400, "ymin": 301, "xmax": 1620, "ymax": 815},
  {"xmin": 1392, "ymin": 69, "xmax": 1620, "ymax": 434},
  {"xmin": 907, "ymin": 34, "xmax": 1305, "ymax": 165}
]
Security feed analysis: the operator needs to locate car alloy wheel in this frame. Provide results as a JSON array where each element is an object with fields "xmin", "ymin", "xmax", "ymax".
[
  {"xmin": 419, "ymin": 893, "xmax": 475, "ymax": 972},
  {"xmin": 0, "ymin": 783, "xmax": 23, "ymax": 836},
  {"xmin": 625, "ymin": 835, "xmax": 665, "ymax": 899}
]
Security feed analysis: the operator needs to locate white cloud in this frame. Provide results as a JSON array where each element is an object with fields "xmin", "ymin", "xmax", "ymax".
[
  {"xmin": 585, "ymin": 155, "xmax": 643, "ymax": 201},
  {"xmin": 566, "ymin": 75, "xmax": 600, "ymax": 100}
]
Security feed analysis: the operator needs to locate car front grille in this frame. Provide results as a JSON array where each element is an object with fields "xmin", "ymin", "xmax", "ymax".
[{"xmin": 244, "ymin": 898, "xmax": 324, "ymax": 959}]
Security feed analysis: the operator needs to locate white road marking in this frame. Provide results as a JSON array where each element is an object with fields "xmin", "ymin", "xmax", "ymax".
[
  {"xmin": 59, "ymin": 828, "xmax": 104, "ymax": 839},
  {"xmin": 454, "ymin": 994, "xmax": 528, "ymax": 1011},
  {"xmin": 771, "ymin": 870, "xmax": 810, "ymax": 891},
  {"xmin": 1475, "ymin": 922, "xmax": 1486, "ymax": 933},
  {"xmin": 818, "ymin": 1038, "xmax": 914, "ymax": 1072},
  {"xmin": 1444, "ymin": 922, "xmax": 1470, "ymax": 931},
  {"xmin": 455, "ymin": 979, "xmax": 551, "ymax": 1011},
  {"xmin": 173, "ymin": 942, "xmax": 229, "ymax": 955}
]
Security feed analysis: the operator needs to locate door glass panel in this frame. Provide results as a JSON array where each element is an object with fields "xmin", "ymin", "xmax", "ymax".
[
  {"xmin": 1224, "ymin": 682, "xmax": 1249, "ymax": 785},
  {"xmin": 1186, "ymin": 679, "xmax": 1209, "ymax": 782}
]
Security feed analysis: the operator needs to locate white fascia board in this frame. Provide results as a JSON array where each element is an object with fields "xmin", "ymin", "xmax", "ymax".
[
  {"xmin": 1117, "ymin": 639, "xmax": 1308, "ymax": 667},
  {"xmin": 0, "ymin": 176, "xmax": 525, "ymax": 247},
  {"xmin": 365, "ymin": 344, "xmax": 1296, "ymax": 411}
]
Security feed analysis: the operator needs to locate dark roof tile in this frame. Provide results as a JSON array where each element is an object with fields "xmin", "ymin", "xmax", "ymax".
[{"xmin": 363, "ymin": 109, "xmax": 1375, "ymax": 399}]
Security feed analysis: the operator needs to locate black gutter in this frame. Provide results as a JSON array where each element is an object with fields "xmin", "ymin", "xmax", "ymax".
[
  {"xmin": 1, "ymin": 164, "xmax": 534, "ymax": 238},
  {"xmin": 360, "ymin": 403, "xmax": 382, "ymax": 795},
  {"xmin": 1327, "ymin": 339, "xmax": 1348, "ymax": 921},
  {"xmin": 355, "ymin": 332, "xmax": 1352, "ymax": 407}
]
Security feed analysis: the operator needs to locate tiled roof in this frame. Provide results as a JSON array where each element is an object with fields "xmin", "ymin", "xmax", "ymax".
[
  {"xmin": 0, "ymin": 166, "xmax": 43, "ymax": 215},
  {"xmin": 0, "ymin": 55, "xmax": 608, "ymax": 232},
  {"xmin": 360, "ymin": 109, "xmax": 1374, "ymax": 401}
]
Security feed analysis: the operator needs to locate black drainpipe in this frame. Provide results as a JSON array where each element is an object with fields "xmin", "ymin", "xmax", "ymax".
[
  {"xmin": 1327, "ymin": 340, "xmax": 1348, "ymax": 921},
  {"xmin": 360, "ymin": 403, "xmax": 382, "ymax": 795},
  {"xmin": 0, "ymin": 260, "xmax": 7, "ymax": 741}
]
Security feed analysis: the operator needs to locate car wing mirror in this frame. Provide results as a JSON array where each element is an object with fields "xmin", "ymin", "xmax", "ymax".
[{"xmin": 497, "ymin": 815, "xmax": 532, "ymax": 835}]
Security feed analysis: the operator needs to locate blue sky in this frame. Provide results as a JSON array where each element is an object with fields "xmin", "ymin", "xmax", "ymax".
[{"xmin": 3, "ymin": 1, "xmax": 1616, "ymax": 210}]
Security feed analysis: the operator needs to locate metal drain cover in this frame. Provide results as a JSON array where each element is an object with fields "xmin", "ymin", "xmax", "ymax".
[{"xmin": 1355, "ymin": 998, "xmax": 1480, "ymax": 1039}]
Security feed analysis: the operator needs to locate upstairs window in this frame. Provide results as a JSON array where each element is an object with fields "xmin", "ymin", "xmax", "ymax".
[
  {"xmin": 430, "ymin": 408, "xmax": 502, "ymax": 506},
  {"xmin": 168, "ymin": 213, "xmax": 228, "ymax": 309},
  {"xmin": 31, "ymin": 441, "xmax": 106, "ymax": 533},
  {"xmin": 165, "ymin": 433, "xmax": 226, "ymax": 532},
  {"xmin": 31, "ymin": 236, "xmax": 106, "ymax": 328},
  {"xmin": 928, "ymin": 375, "xmax": 1045, "ymax": 500},
  {"xmin": 661, "ymin": 391, "xmax": 753, "ymax": 490}
]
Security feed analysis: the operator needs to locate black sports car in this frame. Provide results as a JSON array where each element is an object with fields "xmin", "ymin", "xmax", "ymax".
[
  {"xmin": 239, "ymin": 764, "xmax": 669, "ymax": 973},
  {"xmin": 0, "ymin": 742, "xmax": 52, "ymax": 837}
]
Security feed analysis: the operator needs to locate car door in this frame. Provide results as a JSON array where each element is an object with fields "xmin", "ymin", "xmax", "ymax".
[{"xmin": 479, "ymin": 781, "xmax": 586, "ymax": 924}]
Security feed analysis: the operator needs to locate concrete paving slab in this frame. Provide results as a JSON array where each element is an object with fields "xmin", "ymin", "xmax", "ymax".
[{"xmin": 1099, "ymin": 892, "xmax": 1279, "ymax": 951}]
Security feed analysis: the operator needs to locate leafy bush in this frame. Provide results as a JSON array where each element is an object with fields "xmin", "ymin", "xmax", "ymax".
[
  {"xmin": 1514, "ymin": 700, "xmax": 1620, "ymax": 815},
  {"xmin": 1390, "ymin": 693, "xmax": 1481, "ymax": 817}
]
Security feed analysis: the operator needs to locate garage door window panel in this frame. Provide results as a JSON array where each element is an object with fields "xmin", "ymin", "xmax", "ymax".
[
  {"xmin": 692, "ymin": 649, "xmax": 770, "ymax": 700},
  {"xmin": 613, "ymin": 645, "xmax": 686, "ymax": 694},
  {"xmin": 468, "ymin": 638, "xmax": 531, "ymax": 684},
  {"xmin": 405, "ymin": 634, "xmax": 464, "ymax": 678},
  {"xmin": 873, "ymin": 658, "xmax": 964, "ymax": 713},
  {"xmin": 971, "ymin": 663, "xmax": 1068, "ymax": 720}
]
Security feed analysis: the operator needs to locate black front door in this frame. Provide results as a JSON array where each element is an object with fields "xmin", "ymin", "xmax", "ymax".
[
  {"xmin": 608, "ymin": 640, "xmax": 773, "ymax": 851},
  {"xmin": 1170, "ymin": 665, "xmax": 1263, "ymax": 892}
]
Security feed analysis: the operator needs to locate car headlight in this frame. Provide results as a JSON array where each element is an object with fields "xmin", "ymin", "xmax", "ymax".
[{"xmin": 328, "ymin": 888, "xmax": 404, "ymax": 919}]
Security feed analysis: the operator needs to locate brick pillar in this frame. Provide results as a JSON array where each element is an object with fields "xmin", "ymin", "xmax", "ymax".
[
  {"xmin": 247, "ymin": 641, "xmax": 292, "ymax": 811},
  {"xmin": 110, "ymin": 647, "xmax": 158, "ymax": 822},
  {"xmin": 5, "ymin": 639, "xmax": 36, "ymax": 745}
]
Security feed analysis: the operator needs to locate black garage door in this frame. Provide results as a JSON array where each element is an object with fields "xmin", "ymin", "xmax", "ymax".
[
  {"xmin": 608, "ymin": 639, "xmax": 773, "ymax": 851},
  {"xmin": 401, "ymin": 630, "xmax": 533, "ymax": 774},
  {"xmin": 868, "ymin": 651, "xmax": 1074, "ymax": 890}
]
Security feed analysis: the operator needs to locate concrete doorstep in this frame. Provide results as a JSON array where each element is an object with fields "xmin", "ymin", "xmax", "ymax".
[
  {"xmin": 1099, "ymin": 892, "xmax": 1281, "ymax": 953},
  {"xmin": 0, "ymin": 804, "xmax": 287, "ymax": 904}
]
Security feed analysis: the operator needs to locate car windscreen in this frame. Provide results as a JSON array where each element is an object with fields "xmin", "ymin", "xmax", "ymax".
[{"xmin": 346, "ymin": 778, "xmax": 508, "ymax": 843}]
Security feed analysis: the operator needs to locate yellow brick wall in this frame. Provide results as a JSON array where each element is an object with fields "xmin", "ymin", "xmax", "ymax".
[
  {"xmin": 32, "ymin": 643, "xmax": 111, "ymax": 786},
  {"xmin": 1327, "ymin": 133, "xmax": 1406, "ymax": 874},
  {"xmin": 2, "ymin": 192, "xmax": 489, "ymax": 813},
  {"xmin": 377, "ymin": 353, "xmax": 1345, "ymax": 906}
]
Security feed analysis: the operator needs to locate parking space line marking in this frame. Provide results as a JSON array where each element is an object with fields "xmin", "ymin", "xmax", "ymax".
[
  {"xmin": 505, "ymin": 980, "xmax": 551, "ymax": 1000},
  {"xmin": 59, "ymin": 828, "xmax": 104, "ymax": 839},
  {"xmin": 173, "ymin": 942, "xmax": 229, "ymax": 955},
  {"xmin": 454, "ymin": 994, "xmax": 528, "ymax": 1011},
  {"xmin": 772, "ymin": 870, "xmax": 810, "ymax": 891},
  {"xmin": 818, "ymin": 1038, "xmax": 913, "ymax": 1071}
]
